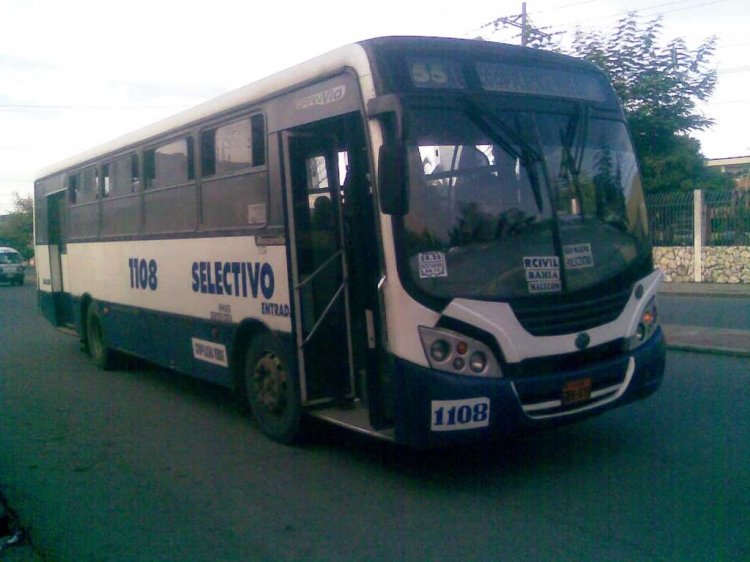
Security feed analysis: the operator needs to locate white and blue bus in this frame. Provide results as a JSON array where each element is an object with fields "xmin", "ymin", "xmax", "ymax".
[{"xmin": 34, "ymin": 37, "xmax": 665, "ymax": 448}]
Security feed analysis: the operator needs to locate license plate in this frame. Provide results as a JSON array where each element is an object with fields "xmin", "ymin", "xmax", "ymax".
[{"xmin": 562, "ymin": 378, "xmax": 592, "ymax": 405}]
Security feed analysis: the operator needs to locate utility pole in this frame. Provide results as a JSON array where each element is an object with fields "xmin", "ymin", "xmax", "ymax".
[{"xmin": 481, "ymin": 2, "xmax": 559, "ymax": 47}]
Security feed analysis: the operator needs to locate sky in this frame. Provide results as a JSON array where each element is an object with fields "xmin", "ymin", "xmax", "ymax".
[{"xmin": 1, "ymin": 0, "xmax": 748, "ymax": 213}]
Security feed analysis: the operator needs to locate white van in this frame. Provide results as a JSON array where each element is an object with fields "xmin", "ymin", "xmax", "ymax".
[{"xmin": 0, "ymin": 247, "xmax": 25, "ymax": 285}]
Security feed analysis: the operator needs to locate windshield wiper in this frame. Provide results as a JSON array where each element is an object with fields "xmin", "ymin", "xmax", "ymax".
[
  {"xmin": 461, "ymin": 96, "xmax": 546, "ymax": 212},
  {"xmin": 558, "ymin": 104, "xmax": 590, "ymax": 217}
]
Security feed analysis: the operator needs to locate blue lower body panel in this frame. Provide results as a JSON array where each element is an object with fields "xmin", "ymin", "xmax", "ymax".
[
  {"xmin": 41, "ymin": 292, "xmax": 239, "ymax": 387},
  {"xmin": 393, "ymin": 329, "xmax": 666, "ymax": 449}
]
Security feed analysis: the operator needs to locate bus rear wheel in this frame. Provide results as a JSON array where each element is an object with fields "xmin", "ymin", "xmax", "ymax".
[
  {"xmin": 86, "ymin": 303, "xmax": 114, "ymax": 370},
  {"xmin": 244, "ymin": 333, "xmax": 303, "ymax": 444}
]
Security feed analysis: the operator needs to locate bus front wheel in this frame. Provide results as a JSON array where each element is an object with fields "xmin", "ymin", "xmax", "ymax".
[
  {"xmin": 244, "ymin": 333, "xmax": 303, "ymax": 444},
  {"xmin": 86, "ymin": 303, "xmax": 114, "ymax": 370}
]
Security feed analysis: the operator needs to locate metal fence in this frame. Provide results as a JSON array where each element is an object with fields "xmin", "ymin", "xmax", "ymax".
[{"xmin": 646, "ymin": 190, "xmax": 750, "ymax": 247}]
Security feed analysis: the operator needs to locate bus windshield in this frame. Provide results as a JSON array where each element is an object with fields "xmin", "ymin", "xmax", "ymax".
[{"xmin": 401, "ymin": 98, "xmax": 650, "ymax": 300}]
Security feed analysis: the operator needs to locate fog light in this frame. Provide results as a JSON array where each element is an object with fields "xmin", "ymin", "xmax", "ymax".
[
  {"xmin": 636, "ymin": 323, "xmax": 646, "ymax": 341},
  {"xmin": 430, "ymin": 340, "xmax": 450, "ymax": 362},
  {"xmin": 469, "ymin": 351, "xmax": 487, "ymax": 373}
]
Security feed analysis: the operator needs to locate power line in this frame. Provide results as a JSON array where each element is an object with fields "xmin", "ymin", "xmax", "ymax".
[
  {"xmin": 478, "ymin": 0, "xmax": 727, "ymax": 43},
  {"xmin": 719, "ymin": 66, "xmax": 750, "ymax": 74},
  {"xmin": 0, "ymin": 103, "xmax": 187, "ymax": 111},
  {"xmin": 541, "ymin": 0, "xmax": 724, "ymax": 35}
]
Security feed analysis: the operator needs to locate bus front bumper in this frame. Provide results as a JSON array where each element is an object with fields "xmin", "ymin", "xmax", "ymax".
[{"xmin": 392, "ymin": 328, "xmax": 666, "ymax": 449}]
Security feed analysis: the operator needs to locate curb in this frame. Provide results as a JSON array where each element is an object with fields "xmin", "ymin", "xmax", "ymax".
[
  {"xmin": 662, "ymin": 324, "xmax": 750, "ymax": 358},
  {"xmin": 659, "ymin": 283, "xmax": 750, "ymax": 298}
]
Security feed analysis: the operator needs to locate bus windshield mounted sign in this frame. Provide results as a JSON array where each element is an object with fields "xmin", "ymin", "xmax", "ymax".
[{"xmin": 475, "ymin": 62, "xmax": 609, "ymax": 102}]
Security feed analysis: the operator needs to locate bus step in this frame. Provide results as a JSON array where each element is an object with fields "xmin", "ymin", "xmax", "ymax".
[
  {"xmin": 310, "ymin": 403, "xmax": 395, "ymax": 442},
  {"xmin": 56, "ymin": 325, "xmax": 78, "ymax": 338}
]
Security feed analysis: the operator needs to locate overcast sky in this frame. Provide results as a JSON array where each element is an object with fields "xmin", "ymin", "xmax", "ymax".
[{"xmin": 1, "ymin": 0, "xmax": 747, "ymax": 213}]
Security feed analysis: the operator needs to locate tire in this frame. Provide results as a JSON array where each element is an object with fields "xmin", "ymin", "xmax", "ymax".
[
  {"xmin": 86, "ymin": 303, "xmax": 114, "ymax": 370},
  {"xmin": 244, "ymin": 332, "xmax": 304, "ymax": 444}
]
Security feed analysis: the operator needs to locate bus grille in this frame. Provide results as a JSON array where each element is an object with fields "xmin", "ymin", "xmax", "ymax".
[{"xmin": 511, "ymin": 287, "xmax": 632, "ymax": 337}]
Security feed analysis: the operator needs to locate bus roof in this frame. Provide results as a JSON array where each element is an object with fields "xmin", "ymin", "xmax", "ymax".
[
  {"xmin": 35, "ymin": 36, "xmax": 600, "ymax": 181},
  {"xmin": 35, "ymin": 41, "xmax": 375, "ymax": 181}
]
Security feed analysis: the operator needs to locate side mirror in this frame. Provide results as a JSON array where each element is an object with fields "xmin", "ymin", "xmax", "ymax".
[{"xmin": 377, "ymin": 142, "xmax": 408, "ymax": 215}]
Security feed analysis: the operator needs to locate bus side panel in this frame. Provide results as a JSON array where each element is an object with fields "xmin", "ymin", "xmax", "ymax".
[
  {"xmin": 99, "ymin": 299, "xmax": 236, "ymax": 386},
  {"xmin": 63, "ymin": 237, "xmax": 292, "ymax": 384}
]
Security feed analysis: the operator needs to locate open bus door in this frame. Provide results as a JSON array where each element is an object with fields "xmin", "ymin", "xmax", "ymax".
[
  {"xmin": 46, "ymin": 191, "xmax": 73, "ymax": 327},
  {"xmin": 284, "ymin": 131, "xmax": 355, "ymax": 405},
  {"xmin": 282, "ymin": 114, "xmax": 391, "ymax": 434}
]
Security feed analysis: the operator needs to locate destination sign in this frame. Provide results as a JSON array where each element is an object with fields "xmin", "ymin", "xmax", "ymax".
[{"xmin": 476, "ymin": 62, "xmax": 609, "ymax": 102}]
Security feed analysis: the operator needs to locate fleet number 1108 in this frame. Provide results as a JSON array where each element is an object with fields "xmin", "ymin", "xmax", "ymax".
[
  {"xmin": 430, "ymin": 397, "xmax": 490, "ymax": 432},
  {"xmin": 128, "ymin": 258, "xmax": 158, "ymax": 291}
]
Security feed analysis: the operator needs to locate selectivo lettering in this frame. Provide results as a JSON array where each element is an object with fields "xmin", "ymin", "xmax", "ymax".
[{"xmin": 191, "ymin": 261, "xmax": 274, "ymax": 299}]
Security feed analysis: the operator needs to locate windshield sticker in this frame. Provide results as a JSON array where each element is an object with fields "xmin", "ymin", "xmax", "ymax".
[
  {"xmin": 523, "ymin": 256, "xmax": 561, "ymax": 293},
  {"xmin": 418, "ymin": 252, "xmax": 448, "ymax": 279},
  {"xmin": 564, "ymin": 243, "xmax": 594, "ymax": 269}
]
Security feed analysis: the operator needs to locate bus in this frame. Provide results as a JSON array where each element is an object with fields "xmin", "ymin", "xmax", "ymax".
[{"xmin": 34, "ymin": 37, "xmax": 666, "ymax": 448}]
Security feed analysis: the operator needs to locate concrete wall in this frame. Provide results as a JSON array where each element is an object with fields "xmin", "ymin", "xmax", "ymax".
[{"xmin": 653, "ymin": 246, "xmax": 750, "ymax": 283}]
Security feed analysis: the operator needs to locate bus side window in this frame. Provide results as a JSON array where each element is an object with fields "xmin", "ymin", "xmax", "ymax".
[
  {"xmin": 199, "ymin": 114, "xmax": 268, "ymax": 229},
  {"xmin": 144, "ymin": 137, "xmax": 193, "ymax": 189},
  {"xmin": 101, "ymin": 164, "xmax": 111, "ymax": 198},
  {"xmin": 68, "ymin": 173, "xmax": 80, "ymax": 204},
  {"xmin": 130, "ymin": 154, "xmax": 140, "ymax": 192},
  {"xmin": 78, "ymin": 167, "xmax": 97, "ymax": 203},
  {"xmin": 251, "ymin": 114, "xmax": 266, "ymax": 166}
]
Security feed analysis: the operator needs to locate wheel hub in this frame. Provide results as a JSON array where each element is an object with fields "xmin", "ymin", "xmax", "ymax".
[{"xmin": 254, "ymin": 352, "xmax": 287, "ymax": 414}]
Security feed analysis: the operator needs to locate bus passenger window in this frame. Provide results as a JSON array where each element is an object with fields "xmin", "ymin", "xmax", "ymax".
[
  {"xmin": 200, "ymin": 130, "xmax": 217, "ymax": 176},
  {"xmin": 101, "ymin": 165, "xmax": 111, "ymax": 197},
  {"xmin": 251, "ymin": 114, "xmax": 265, "ymax": 167},
  {"xmin": 201, "ymin": 115, "xmax": 265, "ymax": 178},
  {"xmin": 130, "ymin": 154, "xmax": 140, "ymax": 192},
  {"xmin": 103, "ymin": 154, "xmax": 140, "ymax": 196},
  {"xmin": 68, "ymin": 174, "xmax": 80, "ymax": 204},
  {"xmin": 78, "ymin": 166, "xmax": 99, "ymax": 203},
  {"xmin": 144, "ymin": 137, "xmax": 193, "ymax": 188}
]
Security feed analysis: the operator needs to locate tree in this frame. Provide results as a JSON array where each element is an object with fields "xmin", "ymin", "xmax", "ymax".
[
  {"xmin": 531, "ymin": 12, "xmax": 732, "ymax": 193},
  {"xmin": 0, "ymin": 192, "xmax": 34, "ymax": 259}
]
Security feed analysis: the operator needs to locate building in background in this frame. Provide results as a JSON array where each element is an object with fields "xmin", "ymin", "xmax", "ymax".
[{"xmin": 707, "ymin": 156, "xmax": 750, "ymax": 191}]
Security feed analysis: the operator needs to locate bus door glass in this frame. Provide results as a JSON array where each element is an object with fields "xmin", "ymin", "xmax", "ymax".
[
  {"xmin": 47, "ymin": 191, "xmax": 72, "ymax": 325},
  {"xmin": 284, "ymin": 132, "xmax": 355, "ymax": 404}
]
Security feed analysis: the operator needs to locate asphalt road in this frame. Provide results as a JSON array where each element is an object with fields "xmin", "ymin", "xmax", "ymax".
[
  {"xmin": 1, "ymin": 282, "xmax": 748, "ymax": 561},
  {"xmin": 658, "ymin": 293, "xmax": 750, "ymax": 330}
]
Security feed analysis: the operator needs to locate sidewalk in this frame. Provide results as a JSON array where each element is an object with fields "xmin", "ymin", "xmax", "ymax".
[
  {"xmin": 659, "ymin": 281, "xmax": 750, "ymax": 298},
  {"xmin": 659, "ymin": 282, "xmax": 750, "ymax": 357}
]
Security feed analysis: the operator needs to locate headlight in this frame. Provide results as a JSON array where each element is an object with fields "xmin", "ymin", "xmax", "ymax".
[
  {"xmin": 419, "ymin": 326, "xmax": 502, "ymax": 378},
  {"xmin": 429, "ymin": 339, "xmax": 450, "ymax": 362},
  {"xmin": 469, "ymin": 351, "xmax": 487, "ymax": 373},
  {"xmin": 628, "ymin": 297, "xmax": 659, "ymax": 350}
]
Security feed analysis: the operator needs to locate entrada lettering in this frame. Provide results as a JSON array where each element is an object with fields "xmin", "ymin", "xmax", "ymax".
[
  {"xmin": 261, "ymin": 302, "xmax": 291, "ymax": 317},
  {"xmin": 191, "ymin": 261, "xmax": 274, "ymax": 299}
]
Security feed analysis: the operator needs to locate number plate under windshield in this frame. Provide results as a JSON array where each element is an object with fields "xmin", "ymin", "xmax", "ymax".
[{"xmin": 562, "ymin": 378, "xmax": 592, "ymax": 406}]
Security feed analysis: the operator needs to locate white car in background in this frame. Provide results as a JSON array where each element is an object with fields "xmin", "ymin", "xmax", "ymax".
[{"xmin": 0, "ymin": 247, "xmax": 25, "ymax": 286}]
